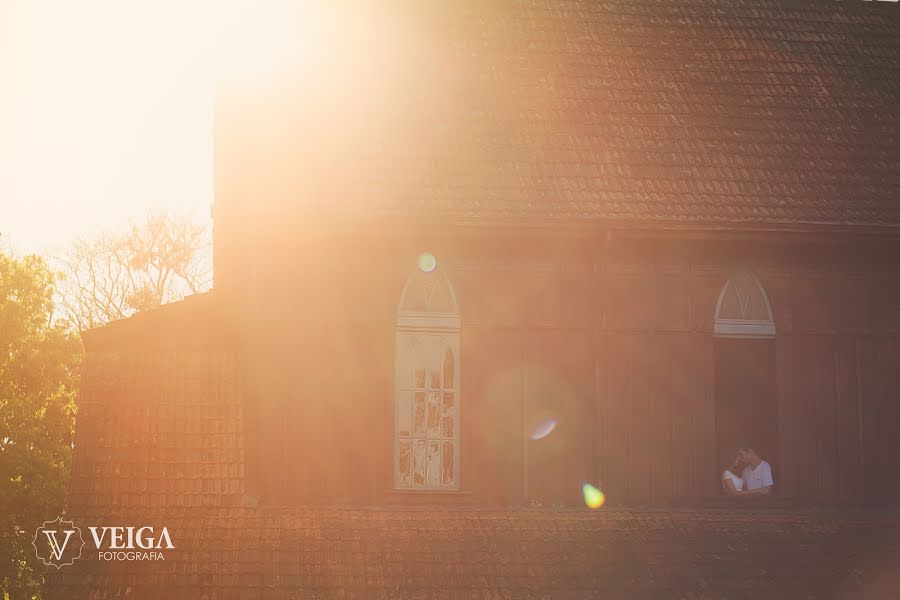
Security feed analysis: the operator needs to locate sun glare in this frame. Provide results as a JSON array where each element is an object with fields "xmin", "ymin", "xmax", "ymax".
[
  {"xmin": 582, "ymin": 483, "xmax": 606, "ymax": 509},
  {"xmin": 1, "ymin": 0, "xmax": 329, "ymax": 254},
  {"xmin": 212, "ymin": 0, "xmax": 308, "ymax": 81},
  {"xmin": 530, "ymin": 418, "xmax": 558, "ymax": 441},
  {"xmin": 417, "ymin": 253, "xmax": 438, "ymax": 273}
]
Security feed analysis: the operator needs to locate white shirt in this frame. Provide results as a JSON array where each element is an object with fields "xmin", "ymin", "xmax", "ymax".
[
  {"xmin": 741, "ymin": 460, "xmax": 774, "ymax": 491},
  {"xmin": 721, "ymin": 470, "xmax": 743, "ymax": 492}
]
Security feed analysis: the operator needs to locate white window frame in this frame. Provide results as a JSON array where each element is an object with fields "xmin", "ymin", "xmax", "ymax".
[
  {"xmin": 714, "ymin": 270, "xmax": 776, "ymax": 338},
  {"xmin": 393, "ymin": 272, "xmax": 461, "ymax": 491}
]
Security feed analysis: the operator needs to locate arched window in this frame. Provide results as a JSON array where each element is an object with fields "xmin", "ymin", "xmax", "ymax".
[
  {"xmin": 394, "ymin": 266, "xmax": 460, "ymax": 490},
  {"xmin": 713, "ymin": 269, "xmax": 778, "ymax": 489},
  {"xmin": 714, "ymin": 270, "xmax": 775, "ymax": 338}
]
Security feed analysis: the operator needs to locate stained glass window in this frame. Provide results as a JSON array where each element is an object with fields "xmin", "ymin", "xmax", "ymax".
[{"xmin": 395, "ymin": 268, "xmax": 460, "ymax": 490}]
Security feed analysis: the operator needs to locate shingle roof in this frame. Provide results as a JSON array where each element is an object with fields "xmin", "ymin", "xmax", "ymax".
[
  {"xmin": 46, "ymin": 506, "xmax": 900, "ymax": 599},
  {"xmin": 247, "ymin": 0, "xmax": 900, "ymax": 228}
]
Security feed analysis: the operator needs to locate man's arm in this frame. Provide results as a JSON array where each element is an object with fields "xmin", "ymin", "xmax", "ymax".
[{"xmin": 739, "ymin": 485, "xmax": 773, "ymax": 496}]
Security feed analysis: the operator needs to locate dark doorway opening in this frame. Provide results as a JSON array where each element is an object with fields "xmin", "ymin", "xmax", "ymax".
[{"xmin": 714, "ymin": 338, "xmax": 778, "ymax": 487}]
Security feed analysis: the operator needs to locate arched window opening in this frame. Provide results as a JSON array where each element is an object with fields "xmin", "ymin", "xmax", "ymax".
[
  {"xmin": 713, "ymin": 269, "xmax": 778, "ymax": 496},
  {"xmin": 395, "ymin": 268, "xmax": 460, "ymax": 490},
  {"xmin": 397, "ymin": 270, "xmax": 460, "ymax": 330},
  {"xmin": 714, "ymin": 270, "xmax": 775, "ymax": 338}
]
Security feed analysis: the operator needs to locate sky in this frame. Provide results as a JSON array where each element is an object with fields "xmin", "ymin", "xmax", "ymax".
[{"xmin": 0, "ymin": 1, "xmax": 218, "ymax": 257}]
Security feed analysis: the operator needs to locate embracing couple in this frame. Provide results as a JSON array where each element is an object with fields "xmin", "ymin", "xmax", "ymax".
[{"xmin": 721, "ymin": 447, "xmax": 774, "ymax": 497}]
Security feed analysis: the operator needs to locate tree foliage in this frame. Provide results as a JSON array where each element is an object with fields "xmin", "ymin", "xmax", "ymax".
[
  {"xmin": 60, "ymin": 212, "xmax": 211, "ymax": 330},
  {"xmin": 0, "ymin": 250, "xmax": 82, "ymax": 600}
]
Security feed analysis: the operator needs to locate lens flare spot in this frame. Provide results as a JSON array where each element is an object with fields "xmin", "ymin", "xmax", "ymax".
[
  {"xmin": 417, "ymin": 253, "xmax": 437, "ymax": 273},
  {"xmin": 530, "ymin": 418, "xmax": 557, "ymax": 441},
  {"xmin": 582, "ymin": 482, "xmax": 606, "ymax": 509}
]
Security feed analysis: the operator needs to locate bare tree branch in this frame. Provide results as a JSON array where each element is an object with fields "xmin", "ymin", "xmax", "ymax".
[{"xmin": 56, "ymin": 212, "xmax": 212, "ymax": 330}]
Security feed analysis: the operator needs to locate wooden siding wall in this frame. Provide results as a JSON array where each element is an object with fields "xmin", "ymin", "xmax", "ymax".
[
  {"xmin": 239, "ymin": 238, "xmax": 900, "ymax": 508},
  {"xmin": 769, "ymin": 266, "xmax": 900, "ymax": 505},
  {"xmin": 456, "ymin": 258, "xmax": 719, "ymax": 507}
]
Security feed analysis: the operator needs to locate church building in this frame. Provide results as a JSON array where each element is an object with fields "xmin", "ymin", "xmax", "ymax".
[{"xmin": 50, "ymin": 1, "xmax": 900, "ymax": 598}]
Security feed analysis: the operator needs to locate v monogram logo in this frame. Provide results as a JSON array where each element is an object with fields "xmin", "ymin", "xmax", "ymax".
[
  {"xmin": 33, "ymin": 517, "xmax": 85, "ymax": 568},
  {"xmin": 43, "ymin": 529, "xmax": 75, "ymax": 561}
]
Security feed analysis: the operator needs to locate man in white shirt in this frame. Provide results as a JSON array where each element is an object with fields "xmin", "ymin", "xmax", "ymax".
[{"xmin": 737, "ymin": 448, "xmax": 774, "ymax": 496}]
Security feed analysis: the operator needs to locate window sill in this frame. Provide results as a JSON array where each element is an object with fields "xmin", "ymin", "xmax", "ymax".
[
  {"xmin": 699, "ymin": 494, "xmax": 798, "ymax": 510},
  {"xmin": 383, "ymin": 489, "xmax": 475, "ymax": 507}
]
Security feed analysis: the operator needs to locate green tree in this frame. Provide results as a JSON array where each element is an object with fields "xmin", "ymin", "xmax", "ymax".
[{"xmin": 0, "ymin": 250, "xmax": 82, "ymax": 600}]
